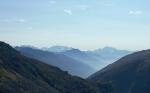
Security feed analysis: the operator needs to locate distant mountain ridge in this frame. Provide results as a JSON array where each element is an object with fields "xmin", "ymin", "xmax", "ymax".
[
  {"xmin": 57, "ymin": 46, "xmax": 132, "ymax": 70},
  {"xmin": 16, "ymin": 45, "xmax": 131, "ymax": 78},
  {"xmin": 94, "ymin": 47, "xmax": 131, "ymax": 59},
  {"xmin": 16, "ymin": 46, "xmax": 95, "ymax": 78},
  {"xmin": 42, "ymin": 46, "xmax": 73, "ymax": 52},
  {"xmin": 61, "ymin": 49, "xmax": 103, "ymax": 70}
]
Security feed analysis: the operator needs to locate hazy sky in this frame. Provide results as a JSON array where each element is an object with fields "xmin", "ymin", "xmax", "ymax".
[{"xmin": 0, "ymin": 0, "xmax": 150, "ymax": 50}]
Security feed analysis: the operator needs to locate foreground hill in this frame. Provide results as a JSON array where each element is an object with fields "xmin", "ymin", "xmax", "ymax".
[
  {"xmin": 15, "ymin": 47, "xmax": 95, "ymax": 78},
  {"xmin": 89, "ymin": 49, "xmax": 150, "ymax": 93},
  {"xmin": 0, "ymin": 41, "xmax": 112, "ymax": 93}
]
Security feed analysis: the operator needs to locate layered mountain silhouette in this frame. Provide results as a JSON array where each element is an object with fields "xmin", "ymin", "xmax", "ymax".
[
  {"xmin": 15, "ymin": 47, "xmax": 95, "ymax": 78},
  {"xmin": 61, "ymin": 49, "xmax": 103, "ymax": 70},
  {"xmin": 59, "ymin": 47, "xmax": 131, "ymax": 70},
  {"xmin": 89, "ymin": 49, "xmax": 150, "ymax": 93},
  {"xmin": 93, "ymin": 47, "xmax": 131, "ymax": 61},
  {"xmin": 0, "ymin": 41, "xmax": 112, "ymax": 93}
]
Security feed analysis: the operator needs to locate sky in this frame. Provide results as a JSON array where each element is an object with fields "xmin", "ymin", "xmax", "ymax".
[{"xmin": 0, "ymin": 0, "xmax": 150, "ymax": 51}]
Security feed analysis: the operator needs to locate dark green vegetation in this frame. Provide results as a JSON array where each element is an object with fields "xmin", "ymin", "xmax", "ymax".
[
  {"xmin": 89, "ymin": 49, "xmax": 150, "ymax": 93},
  {"xmin": 0, "ymin": 41, "xmax": 112, "ymax": 93}
]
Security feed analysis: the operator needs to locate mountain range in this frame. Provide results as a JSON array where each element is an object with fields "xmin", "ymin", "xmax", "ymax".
[
  {"xmin": 16, "ymin": 46, "xmax": 131, "ymax": 78},
  {"xmin": 0, "ymin": 41, "xmax": 112, "ymax": 93},
  {"xmin": 44, "ymin": 46, "xmax": 132, "ymax": 70},
  {"xmin": 1, "ymin": 41, "xmax": 150, "ymax": 93},
  {"xmin": 15, "ymin": 47, "xmax": 95, "ymax": 78}
]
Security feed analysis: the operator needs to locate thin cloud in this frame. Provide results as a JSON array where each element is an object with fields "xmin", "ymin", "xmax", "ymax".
[
  {"xmin": 0, "ymin": 18, "xmax": 26, "ymax": 23},
  {"xmin": 129, "ymin": 10, "xmax": 142, "ymax": 15},
  {"xmin": 78, "ymin": 5, "xmax": 90, "ymax": 10},
  {"xmin": 49, "ymin": 0, "xmax": 56, "ymax": 4},
  {"xmin": 102, "ymin": 1, "xmax": 114, "ymax": 7},
  {"xmin": 64, "ymin": 9, "xmax": 72, "ymax": 15}
]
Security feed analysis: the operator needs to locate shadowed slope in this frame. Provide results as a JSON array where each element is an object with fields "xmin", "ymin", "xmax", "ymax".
[
  {"xmin": 0, "ymin": 41, "xmax": 111, "ymax": 93},
  {"xmin": 89, "ymin": 50, "xmax": 150, "ymax": 93}
]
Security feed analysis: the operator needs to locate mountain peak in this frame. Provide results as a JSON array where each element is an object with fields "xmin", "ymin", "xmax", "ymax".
[
  {"xmin": 0, "ymin": 41, "xmax": 19, "ymax": 57},
  {"xmin": 95, "ymin": 47, "xmax": 118, "ymax": 52},
  {"xmin": 66, "ymin": 48, "xmax": 81, "ymax": 53},
  {"xmin": 0, "ymin": 41, "xmax": 11, "ymax": 48},
  {"xmin": 103, "ymin": 46, "xmax": 117, "ymax": 50},
  {"xmin": 42, "ymin": 45, "xmax": 73, "ymax": 52}
]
